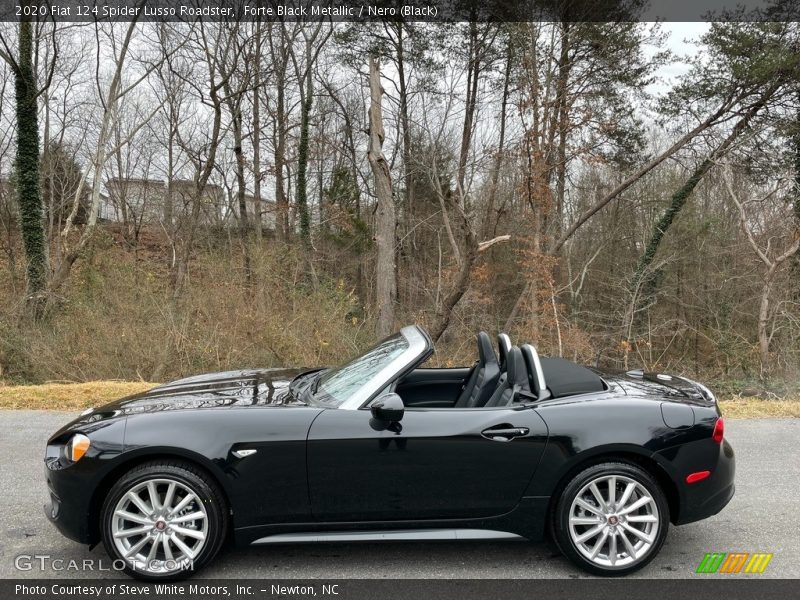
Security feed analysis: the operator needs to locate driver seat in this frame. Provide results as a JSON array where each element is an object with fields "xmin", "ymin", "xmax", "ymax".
[{"xmin": 455, "ymin": 332, "xmax": 501, "ymax": 408}]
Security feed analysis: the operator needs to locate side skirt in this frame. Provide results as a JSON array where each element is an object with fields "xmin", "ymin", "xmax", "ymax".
[
  {"xmin": 234, "ymin": 496, "xmax": 550, "ymax": 547},
  {"xmin": 252, "ymin": 529, "xmax": 525, "ymax": 544}
]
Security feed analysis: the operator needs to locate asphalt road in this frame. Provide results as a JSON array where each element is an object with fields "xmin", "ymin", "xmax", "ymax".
[{"xmin": 1, "ymin": 411, "xmax": 797, "ymax": 579}]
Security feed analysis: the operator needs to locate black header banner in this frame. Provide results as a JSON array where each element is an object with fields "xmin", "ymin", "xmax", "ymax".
[{"xmin": 1, "ymin": 0, "xmax": 800, "ymax": 23}]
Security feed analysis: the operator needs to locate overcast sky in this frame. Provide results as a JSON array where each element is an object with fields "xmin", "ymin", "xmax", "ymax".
[{"xmin": 651, "ymin": 22, "xmax": 712, "ymax": 94}]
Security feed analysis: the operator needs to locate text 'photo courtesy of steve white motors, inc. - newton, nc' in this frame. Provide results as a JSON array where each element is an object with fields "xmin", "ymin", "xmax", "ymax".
[
  {"xmin": 11, "ymin": 2, "xmax": 438, "ymax": 19},
  {"xmin": 14, "ymin": 583, "xmax": 340, "ymax": 597}
]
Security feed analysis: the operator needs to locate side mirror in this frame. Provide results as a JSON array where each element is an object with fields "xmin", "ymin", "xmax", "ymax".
[{"xmin": 370, "ymin": 393, "xmax": 404, "ymax": 422}]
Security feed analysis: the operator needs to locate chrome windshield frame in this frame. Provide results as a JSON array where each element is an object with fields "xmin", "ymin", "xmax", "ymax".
[{"xmin": 337, "ymin": 325, "xmax": 431, "ymax": 410}]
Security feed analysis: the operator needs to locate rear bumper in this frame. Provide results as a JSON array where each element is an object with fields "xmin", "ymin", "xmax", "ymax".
[{"xmin": 673, "ymin": 438, "xmax": 736, "ymax": 525}]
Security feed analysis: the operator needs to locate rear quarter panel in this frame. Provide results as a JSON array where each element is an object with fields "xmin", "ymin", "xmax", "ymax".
[{"xmin": 527, "ymin": 395, "xmax": 716, "ymax": 494}]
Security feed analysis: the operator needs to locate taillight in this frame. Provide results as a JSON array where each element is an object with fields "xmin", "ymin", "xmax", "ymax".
[{"xmin": 712, "ymin": 417, "xmax": 724, "ymax": 444}]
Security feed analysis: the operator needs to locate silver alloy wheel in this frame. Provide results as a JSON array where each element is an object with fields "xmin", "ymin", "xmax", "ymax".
[
  {"xmin": 567, "ymin": 474, "xmax": 659, "ymax": 568},
  {"xmin": 111, "ymin": 477, "xmax": 208, "ymax": 574}
]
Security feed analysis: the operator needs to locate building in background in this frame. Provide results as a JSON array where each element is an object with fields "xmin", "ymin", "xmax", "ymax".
[{"xmin": 101, "ymin": 178, "xmax": 274, "ymax": 230}]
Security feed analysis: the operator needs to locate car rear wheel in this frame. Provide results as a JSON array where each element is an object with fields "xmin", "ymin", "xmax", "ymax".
[
  {"xmin": 552, "ymin": 462, "xmax": 669, "ymax": 576},
  {"xmin": 101, "ymin": 460, "xmax": 227, "ymax": 580}
]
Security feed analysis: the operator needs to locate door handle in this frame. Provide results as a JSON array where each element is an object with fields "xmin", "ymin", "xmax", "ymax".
[{"xmin": 481, "ymin": 426, "xmax": 529, "ymax": 441}]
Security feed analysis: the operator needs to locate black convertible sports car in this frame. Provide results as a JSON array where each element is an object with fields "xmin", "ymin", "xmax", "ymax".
[{"xmin": 45, "ymin": 325, "xmax": 734, "ymax": 579}]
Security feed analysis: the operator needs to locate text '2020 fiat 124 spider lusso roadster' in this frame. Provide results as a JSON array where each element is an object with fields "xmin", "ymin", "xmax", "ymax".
[{"xmin": 45, "ymin": 325, "xmax": 734, "ymax": 579}]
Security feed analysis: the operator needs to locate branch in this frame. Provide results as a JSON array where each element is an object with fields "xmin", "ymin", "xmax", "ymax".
[
  {"xmin": 477, "ymin": 234, "xmax": 511, "ymax": 252},
  {"xmin": 724, "ymin": 168, "xmax": 774, "ymax": 267},
  {"xmin": 552, "ymin": 90, "xmax": 744, "ymax": 253}
]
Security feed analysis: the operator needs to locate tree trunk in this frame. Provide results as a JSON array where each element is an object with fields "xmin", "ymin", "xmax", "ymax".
[
  {"xmin": 553, "ymin": 22, "xmax": 572, "ymax": 239},
  {"xmin": 395, "ymin": 26, "xmax": 416, "ymax": 305},
  {"xmin": 252, "ymin": 21, "xmax": 263, "ymax": 242},
  {"xmin": 230, "ymin": 97, "xmax": 252, "ymax": 285},
  {"xmin": 368, "ymin": 56, "xmax": 396, "ymax": 338},
  {"xmin": 14, "ymin": 15, "xmax": 48, "ymax": 303},
  {"xmin": 272, "ymin": 24, "xmax": 290, "ymax": 241},
  {"xmin": 483, "ymin": 45, "xmax": 512, "ymax": 238},
  {"xmin": 429, "ymin": 22, "xmax": 484, "ymax": 343},
  {"xmin": 296, "ymin": 39, "xmax": 313, "ymax": 246},
  {"xmin": 758, "ymin": 274, "xmax": 774, "ymax": 371}
]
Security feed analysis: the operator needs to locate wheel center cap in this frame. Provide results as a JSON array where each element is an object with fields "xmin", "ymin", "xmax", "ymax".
[
  {"xmin": 154, "ymin": 520, "xmax": 166, "ymax": 531},
  {"xmin": 607, "ymin": 515, "xmax": 619, "ymax": 525}
]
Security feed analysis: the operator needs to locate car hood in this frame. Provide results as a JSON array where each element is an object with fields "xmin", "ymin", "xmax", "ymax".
[{"xmin": 55, "ymin": 368, "xmax": 316, "ymax": 436}]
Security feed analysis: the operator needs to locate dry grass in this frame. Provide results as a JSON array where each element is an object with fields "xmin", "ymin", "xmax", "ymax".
[
  {"xmin": 0, "ymin": 381, "xmax": 155, "ymax": 410},
  {"xmin": 0, "ymin": 380, "xmax": 798, "ymax": 417},
  {"xmin": 718, "ymin": 397, "xmax": 800, "ymax": 419}
]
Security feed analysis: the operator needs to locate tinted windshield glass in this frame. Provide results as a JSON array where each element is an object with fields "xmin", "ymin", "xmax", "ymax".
[{"xmin": 315, "ymin": 334, "xmax": 409, "ymax": 407}]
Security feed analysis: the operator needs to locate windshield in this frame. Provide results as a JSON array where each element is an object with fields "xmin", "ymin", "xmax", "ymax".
[{"xmin": 314, "ymin": 333, "xmax": 410, "ymax": 407}]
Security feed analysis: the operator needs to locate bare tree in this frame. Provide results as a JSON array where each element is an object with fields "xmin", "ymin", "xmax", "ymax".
[
  {"xmin": 51, "ymin": 16, "xmax": 174, "ymax": 294},
  {"xmin": 724, "ymin": 170, "xmax": 799, "ymax": 374},
  {"xmin": 368, "ymin": 55, "xmax": 396, "ymax": 338}
]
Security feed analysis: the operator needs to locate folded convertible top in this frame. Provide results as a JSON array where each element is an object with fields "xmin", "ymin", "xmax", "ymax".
[{"xmin": 540, "ymin": 357, "xmax": 606, "ymax": 398}]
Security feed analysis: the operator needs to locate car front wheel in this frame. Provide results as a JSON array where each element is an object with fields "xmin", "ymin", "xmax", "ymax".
[
  {"xmin": 552, "ymin": 461, "xmax": 669, "ymax": 576},
  {"xmin": 100, "ymin": 460, "xmax": 228, "ymax": 580}
]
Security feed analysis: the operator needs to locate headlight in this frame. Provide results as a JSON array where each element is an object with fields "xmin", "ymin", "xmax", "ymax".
[{"xmin": 64, "ymin": 433, "xmax": 91, "ymax": 462}]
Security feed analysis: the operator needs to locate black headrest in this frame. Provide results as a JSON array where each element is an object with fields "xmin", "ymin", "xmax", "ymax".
[
  {"xmin": 497, "ymin": 333, "xmax": 511, "ymax": 366},
  {"xmin": 505, "ymin": 346, "xmax": 530, "ymax": 391},
  {"xmin": 476, "ymin": 331, "xmax": 498, "ymax": 365},
  {"xmin": 520, "ymin": 344, "xmax": 542, "ymax": 395}
]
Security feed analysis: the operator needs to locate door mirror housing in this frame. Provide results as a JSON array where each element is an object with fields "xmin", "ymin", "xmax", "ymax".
[{"xmin": 370, "ymin": 393, "xmax": 404, "ymax": 422}]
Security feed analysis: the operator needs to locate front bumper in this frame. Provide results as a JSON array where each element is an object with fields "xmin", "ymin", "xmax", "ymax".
[{"xmin": 44, "ymin": 463, "xmax": 95, "ymax": 543}]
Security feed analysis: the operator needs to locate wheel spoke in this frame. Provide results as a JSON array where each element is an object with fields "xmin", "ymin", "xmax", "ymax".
[
  {"xmin": 114, "ymin": 525, "xmax": 151, "ymax": 539},
  {"xmin": 146, "ymin": 536, "xmax": 159, "ymax": 563},
  {"xmin": 575, "ymin": 524, "xmax": 604, "ymax": 544},
  {"xmin": 169, "ymin": 492, "xmax": 196, "ymax": 516},
  {"xmin": 126, "ymin": 491, "xmax": 152, "ymax": 516},
  {"xmin": 124, "ymin": 534, "xmax": 152, "ymax": 558},
  {"xmin": 589, "ymin": 528, "xmax": 609, "ymax": 559},
  {"xmin": 575, "ymin": 498, "xmax": 603, "ymax": 516},
  {"xmin": 162, "ymin": 482, "xmax": 176, "ymax": 512},
  {"xmin": 619, "ymin": 495, "xmax": 652, "ymax": 516},
  {"xmin": 115, "ymin": 510, "xmax": 152, "ymax": 525},
  {"xmin": 147, "ymin": 482, "xmax": 161, "ymax": 512},
  {"xmin": 589, "ymin": 482, "xmax": 607, "ymax": 511},
  {"xmin": 619, "ymin": 528, "xmax": 637, "ymax": 559},
  {"xmin": 170, "ymin": 511, "xmax": 206, "ymax": 525},
  {"xmin": 172, "ymin": 525, "xmax": 205, "ymax": 541},
  {"xmin": 608, "ymin": 534, "xmax": 618, "ymax": 566},
  {"xmin": 621, "ymin": 522, "xmax": 654, "ymax": 544},
  {"xmin": 626, "ymin": 514, "xmax": 658, "ymax": 523},
  {"xmin": 170, "ymin": 533, "xmax": 196, "ymax": 559},
  {"xmin": 617, "ymin": 482, "xmax": 635, "ymax": 508},
  {"xmin": 162, "ymin": 535, "xmax": 174, "ymax": 561},
  {"xmin": 570, "ymin": 515, "xmax": 602, "ymax": 526},
  {"xmin": 608, "ymin": 476, "xmax": 616, "ymax": 508}
]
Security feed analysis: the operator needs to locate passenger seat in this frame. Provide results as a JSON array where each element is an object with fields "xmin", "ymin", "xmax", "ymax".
[
  {"xmin": 497, "ymin": 333, "xmax": 512, "ymax": 368},
  {"xmin": 484, "ymin": 346, "xmax": 531, "ymax": 407}
]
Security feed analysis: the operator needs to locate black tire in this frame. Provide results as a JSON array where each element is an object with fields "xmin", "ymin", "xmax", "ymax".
[
  {"xmin": 100, "ymin": 460, "xmax": 228, "ymax": 581},
  {"xmin": 552, "ymin": 461, "xmax": 669, "ymax": 576}
]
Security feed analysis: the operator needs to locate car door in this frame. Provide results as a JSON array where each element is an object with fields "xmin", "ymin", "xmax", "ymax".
[{"xmin": 306, "ymin": 405, "xmax": 548, "ymax": 522}]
